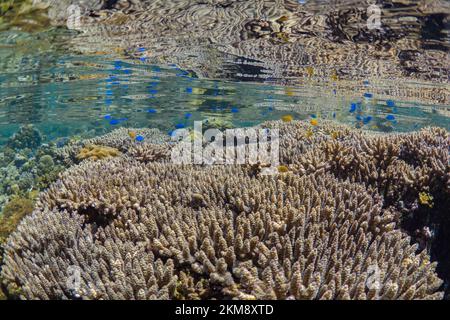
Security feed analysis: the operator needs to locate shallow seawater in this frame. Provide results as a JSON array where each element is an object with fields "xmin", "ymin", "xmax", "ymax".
[
  {"xmin": 0, "ymin": 0, "xmax": 449, "ymax": 146},
  {"xmin": 0, "ymin": 0, "xmax": 450, "ymax": 301}
]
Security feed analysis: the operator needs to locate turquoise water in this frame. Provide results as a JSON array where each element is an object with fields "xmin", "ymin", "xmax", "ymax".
[
  {"xmin": 0, "ymin": 47, "xmax": 448, "ymax": 146},
  {"xmin": 0, "ymin": 0, "xmax": 449, "ymax": 145}
]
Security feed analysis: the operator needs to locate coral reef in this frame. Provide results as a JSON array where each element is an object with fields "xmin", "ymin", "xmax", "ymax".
[
  {"xmin": 1, "ymin": 155, "xmax": 444, "ymax": 300},
  {"xmin": 127, "ymin": 143, "xmax": 172, "ymax": 163},
  {"xmin": 0, "ymin": 194, "xmax": 35, "ymax": 252},
  {"xmin": 0, "ymin": 125, "xmax": 65, "ymax": 211},
  {"xmin": 263, "ymin": 120, "xmax": 450, "ymax": 298},
  {"xmin": 0, "ymin": 194, "xmax": 36, "ymax": 300},
  {"xmin": 6, "ymin": 124, "xmax": 42, "ymax": 150},
  {"xmin": 0, "ymin": 120, "xmax": 448, "ymax": 300},
  {"xmin": 76, "ymin": 145, "xmax": 121, "ymax": 162},
  {"xmin": 57, "ymin": 127, "xmax": 170, "ymax": 165}
]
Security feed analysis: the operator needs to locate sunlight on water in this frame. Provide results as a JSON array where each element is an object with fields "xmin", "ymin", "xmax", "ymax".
[{"xmin": 0, "ymin": 41, "xmax": 448, "ymax": 145}]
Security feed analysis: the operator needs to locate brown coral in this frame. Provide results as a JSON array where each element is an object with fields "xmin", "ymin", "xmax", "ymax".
[
  {"xmin": 57, "ymin": 127, "xmax": 170, "ymax": 165},
  {"xmin": 1, "ymin": 158, "xmax": 443, "ymax": 300},
  {"xmin": 263, "ymin": 120, "xmax": 450, "ymax": 298},
  {"xmin": 0, "ymin": 195, "xmax": 35, "ymax": 300},
  {"xmin": 76, "ymin": 145, "xmax": 121, "ymax": 162},
  {"xmin": 127, "ymin": 143, "xmax": 172, "ymax": 163}
]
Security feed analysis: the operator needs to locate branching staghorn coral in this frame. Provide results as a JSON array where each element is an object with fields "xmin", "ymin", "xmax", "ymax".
[
  {"xmin": 262, "ymin": 120, "xmax": 449, "ymax": 211},
  {"xmin": 263, "ymin": 119, "xmax": 450, "ymax": 297},
  {"xmin": 127, "ymin": 143, "xmax": 173, "ymax": 163},
  {"xmin": 1, "ymin": 157, "xmax": 443, "ymax": 300}
]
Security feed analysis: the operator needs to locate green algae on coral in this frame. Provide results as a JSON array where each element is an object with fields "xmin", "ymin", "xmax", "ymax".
[
  {"xmin": 0, "ymin": 194, "xmax": 35, "ymax": 246},
  {"xmin": 0, "ymin": 193, "xmax": 35, "ymax": 299}
]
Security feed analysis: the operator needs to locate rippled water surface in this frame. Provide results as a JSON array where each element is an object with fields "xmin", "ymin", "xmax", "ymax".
[{"xmin": 0, "ymin": 0, "xmax": 449, "ymax": 145}]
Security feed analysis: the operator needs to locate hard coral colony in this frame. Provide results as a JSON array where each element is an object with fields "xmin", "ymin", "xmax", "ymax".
[{"xmin": 0, "ymin": 120, "xmax": 448, "ymax": 300}]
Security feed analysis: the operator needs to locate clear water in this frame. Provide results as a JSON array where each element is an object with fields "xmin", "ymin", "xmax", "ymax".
[{"xmin": 0, "ymin": 0, "xmax": 449, "ymax": 146}]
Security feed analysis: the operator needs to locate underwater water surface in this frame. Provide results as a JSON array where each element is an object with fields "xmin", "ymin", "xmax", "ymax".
[
  {"xmin": 0, "ymin": 0, "xmax": 448, "ymax": 146},
  {"xmin": 0, "ymin": 0, "xmax": 449, "ymax": 302}
]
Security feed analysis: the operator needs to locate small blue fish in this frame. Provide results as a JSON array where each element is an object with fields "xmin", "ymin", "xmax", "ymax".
[
  {"xmin": 139, "ymin": 57, "xmax": 146, "ymax": 62},
  {"xmin": 149, "ymin": 89, "xmax": 158, "ymax": 95},
  {"xmin": 136, "ymin": 135, "xmax": 145, "ymax": 142},
  {"xmin": 186, "ymin": 87, "xmax": 193, "ymax": 93},
  {"xmin": 176, "ymin": 71, "xmax": 189, "ymax": 77},
  {"xmin": 349, "ymin": 103, "xmax": 357, "ymax": 113},
  {"xmin": 268, "ymin": 106, "xmax": 274, "ymax": 111},
  {"xmin": 386, "ymin": 114, "xmax": 396, "ymax": 121},
  {"xmin": 332, "ymin": 112, "xmax": 336, "ymax": 118},
  {"xmin": 56, "ymin": 137, "xmax": 70, "ymax": 148},
  {"xmin": 138, "ymin": 47, "xmax": 146, "ymax": 52},
  {"xmin": 364, "ymin": 93, "xmax": 373, "ymax": 99},
  {"xmin": 105, "ymin": 90, "xmax": 113, "ymax": 96},
  {"xmin": 105, "ymin": 99, "xmax": 113, "ymax": 106},
  {"xmin": 310, "ymin": 114, "xmax": 317, "ymax": 118},
  {"xmin": 175, "ymin": 123, "xmax": 185, "ymax": 129},
  {"xmin": 124, "ymin": 69, "xmax": 132, "ymax": 75},
  {"xmin": 185, "ymin": 113, "xmax": 192, "ymax": 119},
  {"xmin": 356, "ymin": 115, "xmax": 363, "ymax": 121},
  {"xmin": 104, "ymin": 114, "xmax": 112, "ymax": 120},
  {"xmin": 114, "ymin": 62, "xmax": 122, "ymax": 70},
  {"xmin": 363, "ymin": 116, "xmax": 373, "ymax": 124},
  {"xmin": 147, "ymin": 109, "xmax": 157, "ymax": 114},
  {"xmin": 363, "ymin": 80, "xmax": 370, "ymax": 86},
  {"xmin": 386, "ymin": 100, "xmax": 395, "ymax": 107},
  {"xmin": 110, "ymin": 119, "xmax": 120, "ymax": 125},
  {"xmin": 231, "ymin": 107, "xmax": 239, "ymax": 113}
]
